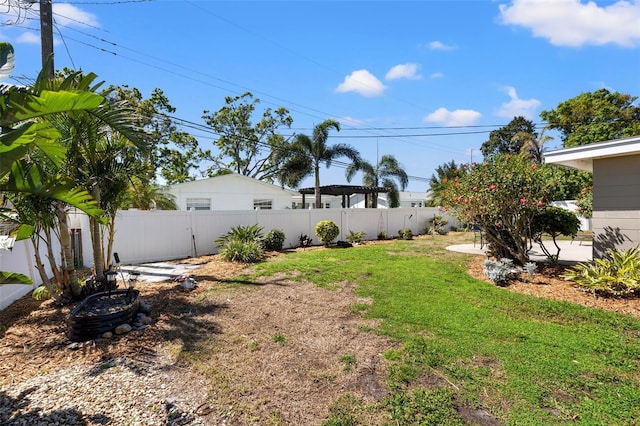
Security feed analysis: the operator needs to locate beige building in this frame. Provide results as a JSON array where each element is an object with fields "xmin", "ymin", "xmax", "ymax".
[{"xmin": 544, "ymin": 135, "xmax": 640, "ymax": 258}]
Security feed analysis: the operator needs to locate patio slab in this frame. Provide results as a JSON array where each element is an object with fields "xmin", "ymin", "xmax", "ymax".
[
  {"xmin": 118, "ymin": 262, "xmax": 202, "ymax": 283},
  {"xmin": 447, "ymin": 240, "xmax": 592, "ymax": 265}
]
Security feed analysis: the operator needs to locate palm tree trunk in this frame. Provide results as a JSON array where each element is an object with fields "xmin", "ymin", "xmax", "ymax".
[
  {"xmin": 42, "ymin": 226, "xmax": 62, "ymax": 286},
  {"xmin": 105, "ymin": 214, "xmax": 117, "ymax": 270},
  {"xmin": 89, "ymin": 186, "xmax": 105, "ymax": 278},
  {"xmin": 314, "ymin": 164, "xmax": 322, "ymax": 208},
  {"xmin": 30, "ymin": 233, "xmax": 64, "ymax": 303},
  {"xmin": 57, "ymin": 201, "xmax": 80, "ymax": 298}
]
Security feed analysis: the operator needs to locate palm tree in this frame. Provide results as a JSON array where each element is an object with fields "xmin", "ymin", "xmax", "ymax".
[
  {"xmin": 427, "ymin": 160, "xmax": 466, "ymax": 207},
  {"xmin": 514, "ymin": 128, "xmax": 553, "ymax": 163},
  {"xmin": 279, "ymin": 119, "xmax": 361, "ymax": 208},
  {"xmin": 47, "ymin": 71, "xmax": 148, "ymax": 287},
  {"xmin": 0, "ymin": 62, "xmax": 104, "ymax": 290},
  {"xmin": 123, "ymin": 177, "xmax": 178, "ymax": 210},
  {"xmin": 346, "ymin": 155, "xmax": 408, "ymax": 208}
]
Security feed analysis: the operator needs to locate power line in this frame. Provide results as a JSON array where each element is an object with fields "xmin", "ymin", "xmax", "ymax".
[{"xmin": 30, "ymin": 4, "xmax": 479, "ymax": 157}]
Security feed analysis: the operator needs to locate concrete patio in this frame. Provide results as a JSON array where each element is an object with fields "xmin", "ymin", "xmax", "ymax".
[{"xmin": 447, "ymin": 240, "xmax": 593, "ymax": 265}]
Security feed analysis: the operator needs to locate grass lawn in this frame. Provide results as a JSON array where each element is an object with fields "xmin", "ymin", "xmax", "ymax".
[{"xmin": 249, "ymin": 233, "xmax": 640, "ymax": 425}]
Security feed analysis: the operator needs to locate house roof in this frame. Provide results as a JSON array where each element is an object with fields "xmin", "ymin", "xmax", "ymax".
[
  {"xmin": 168, "ymin": 173, "xmax": 298, "ymax": 195},
  {"xmin": 544, "ymin": 135, "xmax": 640, "ymax": 172},
  {"xmin": 298, "ymin": 185, "xmax": 388, "ymax": 196}
]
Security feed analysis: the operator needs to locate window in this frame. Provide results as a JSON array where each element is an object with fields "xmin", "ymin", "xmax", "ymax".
[
  {"xmin": 253, "ymin": 199, "xmax": 273, "ymax": 210},
  {"xmin": 186, "ymin": 198, "xmax": 211, "ymax": 210}
]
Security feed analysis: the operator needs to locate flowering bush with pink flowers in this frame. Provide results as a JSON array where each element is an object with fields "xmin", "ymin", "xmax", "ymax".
[{"xmin": 441, "ymin": 155, "xmax": 553, "ymax": 264}]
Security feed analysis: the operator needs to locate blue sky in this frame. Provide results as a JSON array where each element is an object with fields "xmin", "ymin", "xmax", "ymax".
[{"xmin": 2, "ymin": 0, "xmax": 639, "ymax": 192}]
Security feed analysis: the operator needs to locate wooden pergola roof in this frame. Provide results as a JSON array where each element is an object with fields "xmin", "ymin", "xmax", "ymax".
[{"xmin": 298, "ymin": 185, "xmax": 387, "ymax": 208}]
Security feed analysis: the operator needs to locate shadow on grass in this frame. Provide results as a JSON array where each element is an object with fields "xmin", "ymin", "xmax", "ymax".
[{"xmin": 146, "ymin": 285, "xmax": 226, "ymax": 355}]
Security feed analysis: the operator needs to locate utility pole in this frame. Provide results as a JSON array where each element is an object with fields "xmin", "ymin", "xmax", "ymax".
[{"xmin": 39, "ymin": 0, "xmax": 54, "ymax": 79}]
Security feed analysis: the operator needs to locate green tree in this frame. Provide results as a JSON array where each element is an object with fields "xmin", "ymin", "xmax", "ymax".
[
  {"xmin": 531, "ymin": 206, "xmax": 580, "ymax": 264},
  {"xmin": 201, "ymin": 92, "xmax": 293, "ymax": 181},
  {"xmin": 540, "ymin": 89, "xmax": 640, "ymax": 147},
  {"xmin": 108, "ymin": 85, "xmax": 205, "ymax": 185},
  {"xmin": 539, "ymin": 166, "xmax": 592, "ymax": 201},
  {"xmin": 480, "ymin": 116, "xmax": 537, "ymax": 158},
  {"xmin": 515, "ymin": 128, "xmax": 553, "ymax": 163},
  {"xmin": 427, "ymin": 160, "xmax": 466, "ymax": 207},
  {"xmin": 49, "ymin": 71, "xmax": 147, "ymax": 286},
  {"xmin": 123, "ymin": 177, "xmax": 177, "ymax": 210},
  {"xmin": 278, "ymin": 119, "xmax": 361, "ymax": 208},
  {"xmin": 441, "ymin": 155, "xmax": 552, "ymax": 264},
  {"xmin": 346, "ymin": 154, "xmax": 408, "ymax": 208},
  {"xmin": 0, "ymin": 60, "xmax": 104, "ymax": 289},
  {"xmin": 575, "ymin": 186, "xmax": 593, "ymax": 219}
]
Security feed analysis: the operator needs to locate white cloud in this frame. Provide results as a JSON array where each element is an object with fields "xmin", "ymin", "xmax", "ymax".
[
  {"xmin": 53, "ymin": 3, "xmax": 99, "ymax": 27},
  {"xmin": 335, "ymin": 69, "xmax": 386, "ymax": 97},
  {"xmin": 16, "ymin": 32, "xmax": 40, "ymax": 45},
  {"xmin": 385, "ymin": 63, "xmax": 422, "ymax": 80},
  {"xmin": 426, "ymin": 40, "xmax": 457, "ymax": 51},
  {"xmin": 495, "ymin": 86, "xmax": 541, "ymax": 119},
  {"xmin": 430, "ymin": 72, "xmax": 444, "ymax": 79},
  {"xmin": 499, "ymin": 0, "xmax": 640, "ymax": 47},
  {"xmin": 424, "ymin": 107, "xmax": 482, "ymax": 126}
]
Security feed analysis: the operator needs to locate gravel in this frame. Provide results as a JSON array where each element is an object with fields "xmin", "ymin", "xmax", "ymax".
[{"xmin": 0, "ymin": 350, "xmax": 211, "ymax": 426}]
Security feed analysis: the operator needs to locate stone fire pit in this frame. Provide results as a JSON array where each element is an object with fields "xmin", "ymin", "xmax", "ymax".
[{"xmin": 67, "ymin": 289, "xmax": 140, "ymax": 342}]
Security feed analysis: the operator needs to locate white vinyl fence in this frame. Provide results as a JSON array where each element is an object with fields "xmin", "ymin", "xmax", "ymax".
[
  {"xmin": 0, "ymin": 235, "xmax": 61, "ymax": 310},
  {"xmin": 1, "ymin": 207, "xmax": 456, "ymax": 310},
  {"xmin": 87, "ymin": 207, "xmax": 456, "ymax": 265}
]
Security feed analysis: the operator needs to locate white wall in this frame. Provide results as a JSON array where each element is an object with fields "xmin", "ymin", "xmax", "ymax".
[{"xmin": 0, "ymin": 235, "xmax": 61, "ymax": 310}]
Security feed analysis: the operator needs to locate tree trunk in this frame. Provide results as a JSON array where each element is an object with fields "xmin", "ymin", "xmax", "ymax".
[
  {"xmin": 89, "ymin": 186, "xmax": 105, "ymax": 279},
  {"xmin": 105, "ymin": 214, "xmax": 117, "ymax": 270},
  {"xmin": 314, "ymin": 164, "xmax": 322, "ymax": 209},
  {"xmin": 42, "ymin": 226, "xmax": 62, "ymax": 286},
  {"xmin": 57, "ymin": 201, "xmax": 80, "ymax": 298},
  {"xmin": 31, "ymin": 235, "xmax": 64, "ymax": 304}
]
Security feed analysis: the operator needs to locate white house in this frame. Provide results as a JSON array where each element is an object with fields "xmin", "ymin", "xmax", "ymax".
[{"xmin": 167, "ymin": 174, "xmax": 298, "ymax": 210}]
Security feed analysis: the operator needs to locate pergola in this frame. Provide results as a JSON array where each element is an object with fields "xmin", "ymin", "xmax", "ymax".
[{"xmin": 298, "ymin": 185, "xmax": 388, "ymax": 208}]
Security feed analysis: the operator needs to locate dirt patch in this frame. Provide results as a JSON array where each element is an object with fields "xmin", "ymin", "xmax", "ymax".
[
  {"xmin": 467, "ymin": 256, "xmax": 640, "ymax": 319},
  {"xmin": 0, "ymin": 254, "xmax": 395, "ymax": 425}
]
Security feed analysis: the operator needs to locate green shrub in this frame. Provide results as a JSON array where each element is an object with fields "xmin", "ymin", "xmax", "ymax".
[
  {"xmin": 315, "ymin": 220, "xmax": 339, "ymax": 246},
  {"xmin": 298, "ymin": 233, "xmax": 313, "ymax": 248},
  {"xmin": 564, "ymin": 246, "xmax": 640, "ymax": 297},
  {"xmin": 575, "ymin": 186, "xmax": 593, "ymax": 219},
  {"xmin": 215, "ymin": 224, "xmax": 263, "ymax": 247},
  {"xmin": 377, "ymin": 230, "xmax": 388, "ymax": 240},
  {"xmin": 219, "ymin": 239, "xmax": 264, "ymax": 263},
  {"xmin": 32, "ymin": 286, "xmax": 51, "ymax": 301},
  {"xmin": 425, "ymin": 214, "xmax": 449, "ymax": 235},
  {"xmin": 441, "ymin": 154, "xmax": 552, "ymax": 264},
  {"xmin": 346, "ymin": 230, "xmax": 366, "ymax": 244},
  {"xmin": 398, "ymin": 228, "xmax": 413, "ymax": 240},
  {"xmin": 531, "ymin": 206, "xmax": 581, "ymax": 263},
  {"xmin": 262, "ymin": 228, "xmax": 285, "ymax": 251}
]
